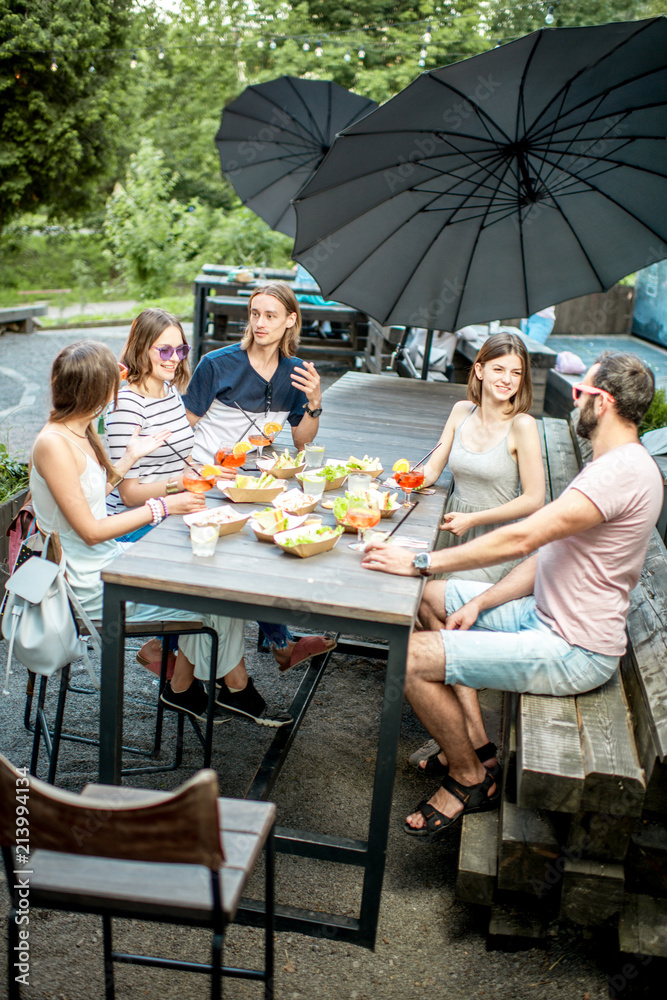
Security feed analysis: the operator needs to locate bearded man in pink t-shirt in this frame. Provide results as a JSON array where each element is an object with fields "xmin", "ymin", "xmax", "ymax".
[{"xmin": 363, "ymin": 352, "xmax": 663, "ymax": 840}]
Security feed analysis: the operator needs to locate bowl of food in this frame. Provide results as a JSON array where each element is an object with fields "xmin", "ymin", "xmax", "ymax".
[
  {"xmin": 346, "ymin": 454, "xmax": 385, "ymax": 478},
  {"xmin": 183, "ymin": 506, "xmax": 252, "ymax": 537},
  {"xmin": 272, "ymin": 487, "xmax": 319, "ymax": 516},
  {"xmin": 249, "ymin": 507, "xmax": 307, "ymax": 542},
  {"xmin": 296, "ymin": 461, "xmax": 348, "ymax": 492},
  {"xmin": 256, "ymin": 448, "xmax": 306, "ymax": 479},
  {"xmin": 273, "ymin": 524, "xmax": 344, "ymax": 558},
  {"xmin": 218, "ymin": 472, "xmax": 286, "ymax": 503}
]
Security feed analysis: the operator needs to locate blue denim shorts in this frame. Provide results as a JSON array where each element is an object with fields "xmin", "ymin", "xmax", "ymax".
[{"xmin": 441, "ymin": 580, "xmax": 619, "ymax": 696}]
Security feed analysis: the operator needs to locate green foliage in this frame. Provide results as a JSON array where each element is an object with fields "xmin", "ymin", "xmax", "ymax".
[
  {"xmin": 0, "ymin": 441, "xmax": 28, "ymax": 503},
  {"xmin": 639, "ymin": 387, "xmax": 667, "ymax": 437},
  {"xmin": 0, "ymin": 218, "xmax": 110, "ymax": 292},
  {"xmin": 0, "ymin": 0, "xmax": 135, "ymax": 235}
]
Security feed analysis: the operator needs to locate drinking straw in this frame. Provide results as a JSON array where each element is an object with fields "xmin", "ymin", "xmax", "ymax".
[
  {"xmin": 141, "ymin": 429, "xmax": 196, "ymax": 467},
  {"xmin": 232, "ymin": 400, "xmax": 265, "ymax": 436},
  {"xmin": 384, "ymin": 498, "xmax": 419, "ymax": 539},
  {"xmin": 413, "ymin": 442, "xmax": 441, "ymax": 468}
]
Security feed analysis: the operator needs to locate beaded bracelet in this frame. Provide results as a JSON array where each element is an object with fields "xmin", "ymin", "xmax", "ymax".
[
  {"xmin": 158, "ymin": 497, "xmax": 169, "ymax": 519},
  {"xmin": 145, "ymin": 498, "xmax": 163, "ymax": 526}
]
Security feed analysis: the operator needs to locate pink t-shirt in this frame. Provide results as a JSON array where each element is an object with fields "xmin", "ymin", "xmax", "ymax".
[{"xmin": 534, "ymin": 443, "xmax": 663, "ymax": 656}]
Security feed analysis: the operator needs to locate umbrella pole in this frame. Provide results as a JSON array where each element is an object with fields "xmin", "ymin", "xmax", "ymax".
[{"xmin": 421, "ymin": 329, "xmax": 434, "ymax": 380}]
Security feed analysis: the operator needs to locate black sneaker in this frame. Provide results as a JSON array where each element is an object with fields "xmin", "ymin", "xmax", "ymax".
[
  {"xmin": 215, "ymin": 676, "xmax": 293, "ymax": 728},
  {"xmin": 160, "ymin": 679, "xmax": 228, "ymax": 723}
]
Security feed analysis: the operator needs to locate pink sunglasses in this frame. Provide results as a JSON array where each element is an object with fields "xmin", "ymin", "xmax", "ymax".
[{"xmin": 571, "ymin": 383, "xmax": 615, "ymax": 405}]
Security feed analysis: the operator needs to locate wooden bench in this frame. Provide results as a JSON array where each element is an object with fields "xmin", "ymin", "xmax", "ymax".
[
  {"xmin": 0, "ymin": 304, "xmax": 47, "ymax": 334},
  {"xmin": 456, "ymin": 414, "xmax": 667, "ymax": 951},
  {"xmin": 202, "ymin": 294, "xmax": 367, "ymax": 364}
]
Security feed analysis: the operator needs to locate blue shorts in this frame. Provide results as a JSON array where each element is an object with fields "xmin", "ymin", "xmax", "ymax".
[{"xmin": 441, "ymin": 580, "xmax": 619, "ymax": 696}]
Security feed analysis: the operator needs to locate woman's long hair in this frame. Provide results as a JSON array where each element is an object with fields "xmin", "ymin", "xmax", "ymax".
[
  {"xmin": 240, "ymin": 282, "xmax": 301, "ymax": 358},
  {"xmin": 467, "ymin": 333, "xmax": 533, "ymax": 414},
  {"xmin": 50, "ymin": 340, "xmax": 119, "ymax": 478},
  {"xmin": 122, "ymin": 308, "xmax": 190, "ymax": 391}
]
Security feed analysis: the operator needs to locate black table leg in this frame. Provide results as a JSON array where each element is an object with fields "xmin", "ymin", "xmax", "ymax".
[{"xmin": 99, "ymin": 585, "xmax": 126, "ymax": 784}]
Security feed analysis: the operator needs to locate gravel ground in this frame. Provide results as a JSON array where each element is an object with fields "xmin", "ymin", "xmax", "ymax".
[{"xmin": 0, "ymin": 321, "xmax": 660, "ymax": 999}]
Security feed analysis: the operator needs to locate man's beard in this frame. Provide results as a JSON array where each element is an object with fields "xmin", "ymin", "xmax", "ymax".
[{"xmin": 576, "ymin": 398, "xmax": 598, "ymax": 440}]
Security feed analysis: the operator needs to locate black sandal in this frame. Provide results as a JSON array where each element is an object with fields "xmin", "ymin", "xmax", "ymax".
[
  {"xmin": 410, "ymin": 740, "xmax": 499, "ymax": 779},
  {"xmin": 404, "ymin": 769, "xmax": 500, "ymax": 841}
]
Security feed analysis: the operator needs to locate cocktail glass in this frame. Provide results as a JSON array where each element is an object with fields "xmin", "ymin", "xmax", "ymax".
[
  {"xmin": 248, "ymin": 433, "xmax": 272, "ymax": 461},
  {"xmin": 182, "ymin": 465, "xmax": 215, "ymax": 494},
  {"xmin": 215, "ymin": 444, "xmax": 246, "ymax": 470},
  {"xmin": 346, "ymin": 495, "xmax": 381, "ymax": 551},
  {"xmin": 394, "ymin": 464, "xmax": 425, "ymax": 506}
]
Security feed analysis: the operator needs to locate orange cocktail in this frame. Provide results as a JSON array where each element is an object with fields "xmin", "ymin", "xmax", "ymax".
[
  {"xmin": 182, "ymin": 471, "xmax": 214, "ymax": 494},
  {"xmin": 395, "ymin": 466, "xmax": 425, "ymax": 506},
  {"xmin": 215, "ymin": 446, "xmax": 246, "ymax": 469},
  {"xmin": 347, "ymin": 495, "xmax": 381, "ymax": 551}
]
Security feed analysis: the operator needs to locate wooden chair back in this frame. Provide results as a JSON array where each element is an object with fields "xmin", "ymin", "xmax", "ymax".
[{"xmin": 0, "ymin": 753, "xmax": 224, "ymax": 870}]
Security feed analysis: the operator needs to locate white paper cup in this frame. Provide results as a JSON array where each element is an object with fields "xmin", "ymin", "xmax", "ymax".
[{"xmin": 190, "ymin": 523, "xmax": 218, "ymax": 557}]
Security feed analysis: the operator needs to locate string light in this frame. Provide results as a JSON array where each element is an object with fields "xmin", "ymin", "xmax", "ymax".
[
  {"xmin": 50, "ymin": 55, "xmax": 57, "ymax": 71},
  {"xmin": 89, "ymin": 63, "xmax": 95, "ymax": 73},
  {"xmin": 545, "ymin": 5, "xmax": 555, "ymax": 24},
  {"xmin": 423, "ymin": 25, "xmax": 432, "ymax": 43},
  {"xmin": 15, "ymin": 69, "xmax": 20, "ymax": 79},
  {"xmin": 130, "ymin": 52, "xmax": 137, "ymax": 68},
  {"xmin": 257, "ymin": 38, "xmax": 264, "ymax": 48},
  {"xmin": 420, "ymin": 47, "xmax": 427, "ymax": 59},
  {"xmin": 358, "ymin": 47, "xmax": 365, "ymax": 59},
  {"xmin": 269, "ymin": 39, "xmax": 277, "ymax": 50},
  {"xmin": 302, "ymin": 42, "xmax": 309, "ymax": 51},
  {"xmin": 418, "ymin": 57, "xmax": 425, "ymax": 67},
  {"xmin": 315, "ymin": 41, "xmax": 323, "ymax": 57},
  {"xmin": 343, "ymin": 51, "xmax": 351, "ymax": 62},
  {"xmin": 158, "ymin": 47, "xmax": 165, "ymax": 59}
]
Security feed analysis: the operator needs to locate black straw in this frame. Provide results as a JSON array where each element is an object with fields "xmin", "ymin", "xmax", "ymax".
[
  {"xmin": 384, "ymin": 498, "xmax": 419, "ymax": 539},
  {"xmin": 413, "ymin": 442, "xmax": 441, "ymax": 468}
]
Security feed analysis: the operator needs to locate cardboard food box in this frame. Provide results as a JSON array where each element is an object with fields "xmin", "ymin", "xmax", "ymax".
[
  {"xmin": 183, "ymin": 507, "xmax": 252, "ymax": 537},
  {"xmin": 273, "ymin": 488, "xmax": 320, "ymax": 516},
  {"xmin": 218, "ymin": 478, "xmax": 286, "ymax": 503},
  {"xmin": 256, "ymin": 457, "xmax": 307, "ymax": 480},
  {"xmin": 249, "ymin": 510, "xmax": 307, "ymax": 542},
  {"xmin": 273, "ymin": 525, "xmax": 343, "ymax": 558}
]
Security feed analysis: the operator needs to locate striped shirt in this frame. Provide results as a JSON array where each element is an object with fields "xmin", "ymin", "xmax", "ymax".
[{"xmin": 105, "ymin": 384, "xmax": 194, "ymax": 514}]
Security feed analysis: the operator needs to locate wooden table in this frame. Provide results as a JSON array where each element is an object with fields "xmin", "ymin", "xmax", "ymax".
[{"xmin": 99, "ymin": 372, "xmax": 468, "ymax": 947}]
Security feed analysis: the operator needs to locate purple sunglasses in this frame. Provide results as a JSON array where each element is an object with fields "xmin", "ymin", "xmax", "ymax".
[{"xmin": 152, "ymin": 343, "xmax": 191, "ymax": 362}]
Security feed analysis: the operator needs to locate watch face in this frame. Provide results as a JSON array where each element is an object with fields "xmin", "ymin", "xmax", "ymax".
[{"xmin": 414, "ymin": 553, "xmax": 429, "ymax": 569}]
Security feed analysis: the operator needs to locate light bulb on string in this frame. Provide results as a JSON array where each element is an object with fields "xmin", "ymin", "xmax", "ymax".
[
  {"xmin": 420, "ymin": 47, "xmax": 427, "ymax": 59},
  {"xmin": 423, "ymin": 25, "xmax": 432, "ymax": 44},
  {"xmin": 545, "ymin": 5, "xmax": 555, "ymax": 24},
  {"xmin": 158, "ymin": 47, "xmax": 165, "ymax": 60},
  {"xmin": 358, "ymin": 47, "xmax": 365, "ymax": 59},
  {"xmin": 50, "ymin": 55, "xmax": 57, "ymax": 72},
  {"xmin": 343, "ymin": 51, "xmax": 351, "ymax": 62},
  {"xmin": 303, "ymin": 42, "xmax": 310, "ymax": 51},
  {"xmin": 418, "ymin": 58, "xmax": 425, "ymax": 67},
  {"xmin": 315, "ymin": 42, "xmax": 323, "ymax": 57},
  {"xmin": 15, "ymin": 69, "xmax": 20, "ymax": 79},
  {"xmin": 89, "ymin": 63, "xmax": 95, "ymax": 73},
  {"xmin": 130, "ymin": 52, "xmax": 137, "ymax": 68},
  {"xmin": 257, "ymin": 39, "xmax": 264, "ymax": 48},
  {"xmin": 270, "ymin": 39, "xmax": 277, "ymax": 50}
]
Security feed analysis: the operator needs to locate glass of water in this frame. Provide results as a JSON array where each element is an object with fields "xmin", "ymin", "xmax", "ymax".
[
  {"xmin": 304, "ymin": 443, "xmax": 325, "ymax": 470},
  {"xmin": 190, "ymin": 523, "xmax": 218, "ymax": 557},
  {"xmin": 301, "ymin": 471, "xmax": 326, "ymax": 501}
]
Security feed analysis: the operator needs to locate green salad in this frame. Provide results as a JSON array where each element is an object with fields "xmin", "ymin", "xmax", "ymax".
[
  {"xmin": 281, "ymin": 526, "xmax": 343, "ymax": 547},
  {"xmin": 320, "ymin": 464, "xmax": 348, "ymax": 481}
]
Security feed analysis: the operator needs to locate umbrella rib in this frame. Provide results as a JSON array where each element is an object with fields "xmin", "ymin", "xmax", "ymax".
[
  {"xmin": 535, "ymin": 93, "xmax": 610, "ymax": 191},
  {"xmin": 220, "ymin": 106, "xmax": 319, "ymax": 151},
  {"xmin": 233, "ymin": 154, "xmax": 323, "ymax": 203},
  {"xmin": 516, "ymin": 30, "xmax": 545, "ymax": 142},
  {"xmin": 427, "ymin": 74, "xmax": 514, "ymax": 145},
  {"xmin": 523, "ymin": 17, "xmax": 660, "ymax": 138},
  {"xmin": 337, "ymin": 98, "xmax": 378, "ymax": 132},
  {"xmin": 286, "ymin": 76, "xmax": 329, "ymax": 147}
]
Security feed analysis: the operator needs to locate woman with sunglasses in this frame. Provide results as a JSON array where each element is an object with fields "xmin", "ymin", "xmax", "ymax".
[{"xmin": 106, "ymin": 308, "xmax": 194, "ymax": 519}]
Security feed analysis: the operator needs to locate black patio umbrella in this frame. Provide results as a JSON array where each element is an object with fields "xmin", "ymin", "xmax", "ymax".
[
  {"xmin": 216, "ymin": 76, "xmax": 377, "ymax": 238},
  {"xmin": 292, "ymin": 18, "xmax": 667, "ymax": 332}
]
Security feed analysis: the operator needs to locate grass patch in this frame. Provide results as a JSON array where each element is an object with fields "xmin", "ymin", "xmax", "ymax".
[
  {"xmin": 38, "ymin": 292, "xmax": 194, "ymax": 327},
  {"xmin": 0, "ymin": 442, "xmax": 29, "ymax": 504}
]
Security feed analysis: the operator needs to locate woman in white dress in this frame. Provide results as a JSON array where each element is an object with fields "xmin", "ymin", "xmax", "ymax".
[{"xmin": 30, "ymin": 340, "xmax": 253, "ymax": 724}]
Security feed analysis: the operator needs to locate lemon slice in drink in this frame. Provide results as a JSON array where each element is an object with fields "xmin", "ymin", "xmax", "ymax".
[
  {"xmin": 197, "ymin": 525, "xmax": 218, "ymax": 543},
  {"xmin": 392, "ymin": 458, "xmax": 410, "ymax": 474}
]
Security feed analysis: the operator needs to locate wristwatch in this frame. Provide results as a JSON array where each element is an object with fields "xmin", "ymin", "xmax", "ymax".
[
  {"xmin": 304, "ymin": 403, "xmax": 323, "ymax": 418},
  {"xmin": 413, "ymin": 552, "xmax": 432, "ymax": 577}
]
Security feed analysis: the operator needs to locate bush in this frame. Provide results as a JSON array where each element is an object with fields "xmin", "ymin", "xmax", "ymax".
[
  {"xmin": 0, "ymin": 443, "xmax": 28, "ymax": 504},
  {"xmin": 0, "ymin": 219, "xmax": 111, "ymax": 292},
  {"xmin": 639, "ymin": 387, "xmax": 667, "ymax": 436}
]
